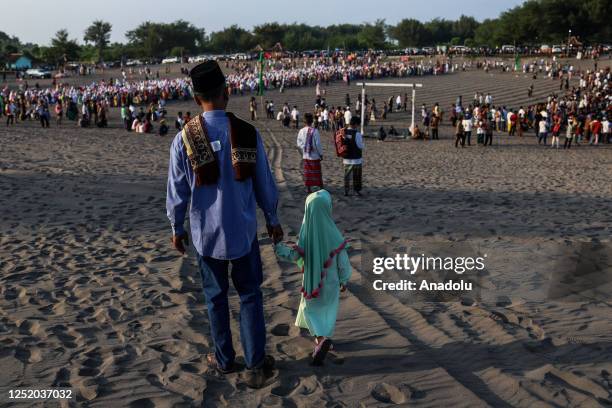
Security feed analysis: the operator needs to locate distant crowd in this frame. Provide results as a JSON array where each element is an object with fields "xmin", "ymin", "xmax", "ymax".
[
  {"xmin": 261, "ymin": 65, "xmax": 611, "ymax": 148},
  {"xmin": 223, "ymin": 55, "xmax": 450, "ymax": 95},
  {"xmin": 1, "ymin": 57, "xmax": 610, "ymax": 148},
  {"xmin": 1, "ymin": 77, "xmax": 191, "ymax": 133}
]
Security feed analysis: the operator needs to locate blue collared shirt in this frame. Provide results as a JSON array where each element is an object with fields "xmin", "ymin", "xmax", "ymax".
[{"xmin": 166, "ymin": 110, "xmax": 279, "ymax": 260}]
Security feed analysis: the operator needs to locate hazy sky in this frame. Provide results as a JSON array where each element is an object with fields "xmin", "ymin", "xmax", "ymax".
[{"xmin": 6, "ymin": 0, "xmax": 524, "ymax": 45}]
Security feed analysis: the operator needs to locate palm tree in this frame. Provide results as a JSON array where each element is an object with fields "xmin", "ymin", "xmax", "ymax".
[{"xmin": 84, "ymin": 21, "xmax": 112, "ymax": 61}]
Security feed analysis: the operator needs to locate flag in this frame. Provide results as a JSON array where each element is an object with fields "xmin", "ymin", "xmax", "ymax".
[
  {"xmin": 258, "ymin": 51, "xmax": 264, "ymax": 96},
  {"xmin": 514, "ymin": 54, "xmax": 520, "ymax": 71}
]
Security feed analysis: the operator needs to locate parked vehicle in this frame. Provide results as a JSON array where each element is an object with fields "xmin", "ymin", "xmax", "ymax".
[
  {"xmin": 162, "ymin": 56, "xmax": 180, "ymax": 64},
  {"xmin": 421, "ymin": 47, "xmax": 435, "ymax": 55},
  {"xmin": 188, "ymin": 55, "xmax": 205, "ymax": 63},
  {"xmin": 25, "ymin": 68, "xmax": 52, "ymax": 79},
  {"xmin": 552, "ymin": 45, "xmax": 563, "ymax": 53},
  {"xmin": 451, "ymin": 45, "xmax": 470, "ymax": 54}
]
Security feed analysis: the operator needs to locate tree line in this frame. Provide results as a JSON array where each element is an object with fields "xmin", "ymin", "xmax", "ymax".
[{"xmin": 1, "ymin": 0, "xmax": 609, "ymax": 66}]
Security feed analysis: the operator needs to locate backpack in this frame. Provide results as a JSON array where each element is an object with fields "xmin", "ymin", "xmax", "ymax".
[{"xmin": 334, "ymin": 128, "xmax": 348, "ymax": 157}]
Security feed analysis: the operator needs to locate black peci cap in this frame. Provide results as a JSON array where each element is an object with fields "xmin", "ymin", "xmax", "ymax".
[{"xmin": 190, "ymin": 60, "xmax": 226, "ymax": 94}]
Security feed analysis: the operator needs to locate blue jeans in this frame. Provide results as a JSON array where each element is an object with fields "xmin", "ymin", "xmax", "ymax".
[
  {"xmin": 197, "ymin": 239, "xmax": 266, "ymax": 370},
  {"xmin": 538, "ymin": 132, "xmax": 548, "ymax": 145},
  {"xmin": 464, "ymin": 131, "xmax": 472, "ymax": 145}
]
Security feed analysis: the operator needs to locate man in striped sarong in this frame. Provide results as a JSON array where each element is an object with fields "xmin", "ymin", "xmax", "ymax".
[{"xmin": 297, "ymin": 113, "xmax": 323, "ymax": 193}]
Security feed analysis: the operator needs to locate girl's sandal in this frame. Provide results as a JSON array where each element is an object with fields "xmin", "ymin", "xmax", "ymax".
[
  {"xmin": 311, "ymin": 338, "xmax": 332, "ymax": 366},
  {"xmin": 314, "ymin": 338, "xmax": 334, "ymax": 351}
]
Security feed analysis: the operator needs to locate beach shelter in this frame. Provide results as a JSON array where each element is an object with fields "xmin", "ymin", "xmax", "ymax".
[{"xmin": 7, "ymin": 53, "xmax": 32, "ymax": 70}]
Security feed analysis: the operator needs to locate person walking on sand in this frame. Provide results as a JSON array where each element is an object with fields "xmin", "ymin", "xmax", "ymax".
[
  {"xmin": 166, "ymin": 60, "xmax": 283, "ymax": 389},
  {"xmin": 462, "ymin": 112, "xmax": 473, "ymax": 146},
  {"xmin": 551, "ymin": 116, "xmax": 561, "ymax": 148},
  {"xmin": 538, "ymin": 113, "xmax": 549, "ymax": 145},
  {"xmin": 455, "ymin": 114, "xmax": 465, "ymax": 148},
  {"xmin": 483, "ymin": 117, "xmax": 493, "ymax": 146},
  {"xmin": 249, "ymin": 97, "xmax": 257, "ymax": 121},
  {"xmin": 274, "ymin": 189, "xmax": 352, "ymax": 365},
  {"xmin": 297, "ymin": 113, "xmax": 324, "ymax": 194},
  {"xmin": 589, "ymin": 116, "xmax": 601, "ymax": 145},
  {"xmin": 342, "ymin": 116, "xmax": 364, "ymax": 196},
  {"xmin": 564, "ymin": 115, "xmax": 576, "ymax": 149},
  {"xmin": 291, "ymin": 105, "xmax": 300, "ymax": 129}
]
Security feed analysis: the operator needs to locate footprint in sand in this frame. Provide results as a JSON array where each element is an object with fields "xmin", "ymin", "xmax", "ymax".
[
  {"xmin": 52, "ymin": 367, "xmax": 71, "ymax": 387},
  {"xmin": 128, "ymin": 398, "xmax": 155, "ymax": 408},
  {"xmin": 371, "ymin": 382, "xmax": 409, "ymax": 404},
  {"xmin": 14, "ymin": 344, "xmax": 43, "ymax": 363},
  {"xmin": 271, "ymin": 376, "xmax": 300, "ymax": 397},
  {"xmin": 78, "ymin": 349, "xmax": 103, "ymax": 377},
  {"xmin": 78, "ymin": 378, "xmax": 100, "ymax": 401},
  {"xmin": 271, "ymin": 323, "xmax": 290, "ymax": 336},
  {"xmin": 260, "ymin": 394, "xmax": 284, "ymax": 407},
  {"xmin": 17, "ymin": 319, "xmax": 43, "ymax": 337}
]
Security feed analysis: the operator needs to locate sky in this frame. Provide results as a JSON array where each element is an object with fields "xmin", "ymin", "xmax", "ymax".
[{"xmin": 5, "ymin": 0, "xmax": 525, "ymax": 45}]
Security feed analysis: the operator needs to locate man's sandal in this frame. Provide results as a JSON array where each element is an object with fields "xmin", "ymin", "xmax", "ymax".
[
  {"xmin": 206, "ymin": 353, "xmax": 235, "ymax": 374},
  {"xmin": 244, "ymin": 355, "xmax": 276, "ymax": 389}
]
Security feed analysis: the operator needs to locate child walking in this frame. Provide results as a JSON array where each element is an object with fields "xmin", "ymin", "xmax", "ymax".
[{"xmin": 275, "ymin": 190, "xmax": 352, "ymax": 365}]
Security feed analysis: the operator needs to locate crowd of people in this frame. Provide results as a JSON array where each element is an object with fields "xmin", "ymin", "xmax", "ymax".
[
  {"xmin": 223, "ymin": 55, "xmax": 450, "ymax": 95},
  {"xmin": 2, "ymin": 55, "xmax": 610, "ymax": 148},
  {"xmin": 0, "ymin": 77, "xmax": 192, "ymax": 133},
  {"xmin": 447, "ymin": 66, "xmax": 611, "ymax": 148},
  {"xmin": 269, "ymin": 63, "xmax": 611, "ymax": 149}
]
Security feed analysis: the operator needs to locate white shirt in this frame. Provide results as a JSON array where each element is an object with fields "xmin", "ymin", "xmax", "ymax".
[
  {"xmin": 291, "ymin": 109, "xmax": 299, "ymax": 120},
  {"xmin": 462, "ymin": 118, "xmax": 473, "ymax": 132},
  {"xmin": 343, "ymin": 130, "xmax": 364, "ymax": 165},
  {"xmin": 344, "ymin": 110, "xmax": 352, "ymax": 125},
  {"xmin": 296, "ymin": 126, "xmax": 323, "ymax": 160}
]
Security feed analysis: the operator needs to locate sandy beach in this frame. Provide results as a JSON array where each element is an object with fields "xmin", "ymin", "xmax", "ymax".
[{"xmin": 1, "ymin": 61, "xmax": 612, "ymax": 407}]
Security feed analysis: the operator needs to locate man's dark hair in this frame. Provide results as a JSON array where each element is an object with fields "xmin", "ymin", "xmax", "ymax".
[
  {"xmin": 304, "ymin": 113, "xmax": 314, "ymax": 125},
  {"xmin": 350, "ymin": 116, "xmax": 360, "ymax": 126},
  {"xmin": 194, "ymin": 83, "xmax": 227, "ymax": 102}
]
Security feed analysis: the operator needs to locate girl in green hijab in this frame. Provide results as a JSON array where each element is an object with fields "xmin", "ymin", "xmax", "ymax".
[{"xmin": 275, "ymin": 189, "xmax": 352, "ymax": 365}]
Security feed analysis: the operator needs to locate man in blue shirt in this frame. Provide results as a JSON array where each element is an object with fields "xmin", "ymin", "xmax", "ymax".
[{"xmin": 166, "ymin": 61, "xmax": 283, "ymax": 388}]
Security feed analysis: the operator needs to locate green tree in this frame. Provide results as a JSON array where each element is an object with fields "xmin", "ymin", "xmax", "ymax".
[
  {"xmin": 388, "ymin": 19, "xmax": 430, "ymax": 47},
  {"xmin": 208, "ymin": 25, "xmax": 255, "ymax": 53},
  {"xmin": 452, "ymin": 15, "xmax": 480, "ymax": 43},
  {"xmin": 357, "ymin": 20, "xmax": 388, "ymax": 49},
  {"xmin": 253, "ymin": 23, "xmax": 287, "ymax": 49},
  {"xmin": 473, "ymin": 19, "xmax": 502, "ymax": 47},
  {"xmin": 50, "ymin": 29, "xmax": 81, "ymax": 64},
  {"xmin": 84, "ymin": 20, "xmax": 112, "ymax": 61},
  {"xmin": 424, "ymin": 19, "xmax": 454, "ymax": 45},
  {"xmin": 126, "ymin": 20, "xmax": 205, "ymax": 57}
]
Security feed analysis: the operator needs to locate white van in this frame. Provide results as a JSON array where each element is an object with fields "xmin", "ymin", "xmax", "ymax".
[{"xmin": 162, "ymin": 56, "xmax": 180, "ymax": 64}]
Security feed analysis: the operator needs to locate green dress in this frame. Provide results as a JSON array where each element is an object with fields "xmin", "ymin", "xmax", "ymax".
[{"xmin": 275, "ymin": 243, "xmax": 352, "ymax": 338}]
